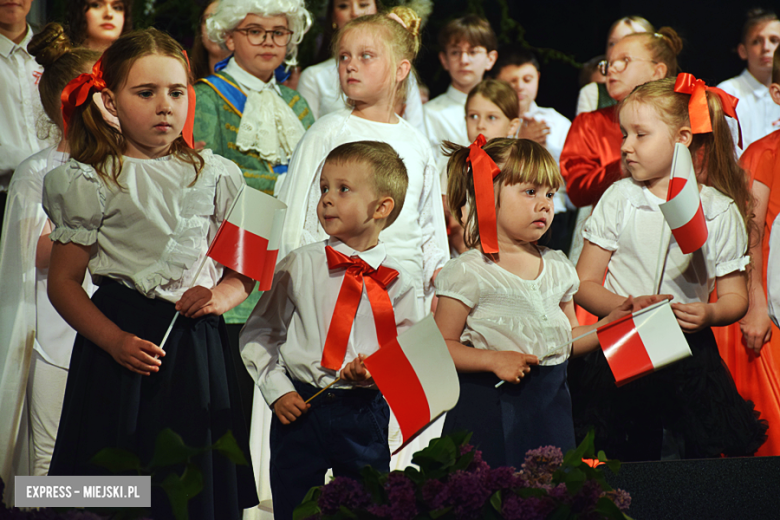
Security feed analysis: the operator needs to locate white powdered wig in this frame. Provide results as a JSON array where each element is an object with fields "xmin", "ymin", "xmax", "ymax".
[{"xmin": 206, "ymin": 0, "xmax": 312, "ymax": 67}]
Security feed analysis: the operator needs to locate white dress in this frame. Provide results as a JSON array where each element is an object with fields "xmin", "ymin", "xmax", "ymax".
[
  {"xmin": 435, "ymin": 248, "xmax": 580, "ymax": 366},
  {"xmin": 0, "ymin": 147, "xmax": 91, "ymax": 486},
  {"xmin": 583, "ymin": 178, "xmax": 749, "ymax": 301},
  {"xmin": 297, "ymin": 58, "xmax": 427, "ymax": 136}
]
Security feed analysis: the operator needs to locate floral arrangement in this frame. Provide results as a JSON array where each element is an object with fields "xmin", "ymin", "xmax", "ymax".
[{"xmin": 294, "ymin": 431, "xmax": 631, "ymax": 520}]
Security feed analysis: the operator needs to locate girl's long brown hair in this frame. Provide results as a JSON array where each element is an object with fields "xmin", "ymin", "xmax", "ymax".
[{"xmin": 67, "ymin": 28, "xmax": 204, "ymax": 186}]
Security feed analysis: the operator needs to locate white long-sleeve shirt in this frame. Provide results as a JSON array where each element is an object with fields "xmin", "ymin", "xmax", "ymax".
[
  {"xmin": 718, "ymin": 69, "xmax": 780, "ymax": 155},
  {"xmin": 240, "ymin": 238, "xmax": 423, "ymax": 407}
]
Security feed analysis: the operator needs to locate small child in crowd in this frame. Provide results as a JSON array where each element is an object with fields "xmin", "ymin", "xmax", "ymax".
[
  {"xmin": 424, "ymin": 14, "xmax": 498, "ymax": 152},
  {"xmin": 241, "ymin": 141, "xmax": 423, "ymax": 520},
  {"xmin": 434, "ymin": 136, "xmax": 636, "ymax": 468},
  {"xmin": 575, "ymin": 76, "xmax": 768, "ymax": 461},
  {"xmin": 492, "ymin": 45, "xmax": 575, "ymax": 253}
]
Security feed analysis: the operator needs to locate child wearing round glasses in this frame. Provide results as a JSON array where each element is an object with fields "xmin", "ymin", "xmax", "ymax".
[{"xmin": 193, "ymin": 0, "xmax": 316, "ymax": 368}]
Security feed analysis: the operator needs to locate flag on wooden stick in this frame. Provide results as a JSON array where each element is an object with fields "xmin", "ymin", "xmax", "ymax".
[
  {"xmin": 659, "ymin": 143, "xmax": 708, "ymax": 254},
  {"xmin": 208, "ymin": 185, "xmax": 287, "ymax": 290},
  {"xmin": 597, "ymin": 300, "xmax": 691, "ymax": 386},
  {"xmin": 363, "ymin": 315, "xmax": 459, "ymax": 454}
]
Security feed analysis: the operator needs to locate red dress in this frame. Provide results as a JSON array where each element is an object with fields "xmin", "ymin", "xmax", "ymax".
[
  {"xmin": 712, "ymin": 130, "xmax": 780, "ymax": 456},
  {"xmin": 560, "ymin": 106, "xmax": 623, "ymax": 208}
]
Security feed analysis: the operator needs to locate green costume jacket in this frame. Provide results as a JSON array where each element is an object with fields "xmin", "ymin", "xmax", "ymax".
[{"xmin": 193, "ymin": 72, "xmax": 315, "ymax": 324}]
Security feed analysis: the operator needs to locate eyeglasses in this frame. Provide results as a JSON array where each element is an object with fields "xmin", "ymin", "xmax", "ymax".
[
  {"xmin": 598, "ymin": 57, "xmax": 658, "ymax": 76},
  {"xmin": 232, "ymin": 27, "xmax": 293, "ymax": 46}
]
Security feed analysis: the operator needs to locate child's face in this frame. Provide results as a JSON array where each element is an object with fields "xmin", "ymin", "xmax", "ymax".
[
  {"xmin": 439, "ymin": 40, "xmax": 497, "ymax": 93},
  {"xmin": 618, "ymin": 101, "xmax": 678, "ymax": 190},
  {"xmin": 318, "ymin": 160, "xmax": 384, "ymax": 249},
  {"xmin": 338, "ymin": 28, "xmax": 400, "ymax": 107},
  {"xmin": 103, "ymin": 54, "xmax": 189, "ymax": 160},
  {"xmin": 605, "ymin": 37, "xmax": 664, "ymax": 102},
  {"xmin": 466, "ymin": 93, "xmax": 520, "ymax": 142},
  {"xmin": 0, "ymin": 0, "xmax": 32, "ymax": 26},
  {"xmin": 225, "ymin": 13, "xmax": 289, "ymax": 83},
  {"xmin": 495, "ymin": 63, "xmax": 539, "ymax": 115},
  {"xmin": 332, "ymin": 0, "xmax": 377, "ymax": 31},
  {"xmin": 84, "ymin": 0, "xmax": 125, "ymax": 49},
  {"xmin": 495, "ymin": 181, "xmax": 555, "ymax": 244},
  {"xmin": 739, "ymin": 20, "xmax": 780, "ymax": 77}
]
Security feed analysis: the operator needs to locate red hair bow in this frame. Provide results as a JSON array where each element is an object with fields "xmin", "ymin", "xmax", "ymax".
[
  {"xmin": 467, "ymin": 134, "xmax": 502, "ymax": 254},
  {"xmin": 673, "ymin": 72, "xmax": 742, "ymax": 149},
  {"xmin": 60, "ymin": 56, "xmax": 106, "ymax": 138}
]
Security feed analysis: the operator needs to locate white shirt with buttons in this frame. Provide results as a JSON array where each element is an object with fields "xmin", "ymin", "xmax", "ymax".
[
  {"xmin": 434, "ymin": 247, "xmax": 579, "ymax": 366},
  {"xmin": 718, "ymin": 68, "xmax": 780, "ymax": 156},
  {"xmin": 0, "ymin": 26, "xmax": 53, "ymax": 191}
]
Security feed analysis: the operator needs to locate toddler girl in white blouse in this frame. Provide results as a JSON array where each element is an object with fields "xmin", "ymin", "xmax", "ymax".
[{"xmin": 433, "ymin": 136, "xmax": 633, "ymax": 468}]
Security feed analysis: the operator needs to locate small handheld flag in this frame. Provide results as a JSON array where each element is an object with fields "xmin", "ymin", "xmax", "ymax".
[
  {"xmin": 207, "ymin": 185, "xmax": 287, "ymax": 291},
  {"xmin": 363, "ymin": 315, "xmax": 460, "ymax": 454},
  {"xmin": 659, "ymin": 143, "xmax": 708, "ymax": 255},
  {"xmin": 597, "ymin": 300, "xmax": 691, "ymax": 386}
]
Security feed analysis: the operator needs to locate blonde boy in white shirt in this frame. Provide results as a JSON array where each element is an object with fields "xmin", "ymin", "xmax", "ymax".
[{"xmin": 240, "ymin": 141, "xmax": 422, "ymax": 520}]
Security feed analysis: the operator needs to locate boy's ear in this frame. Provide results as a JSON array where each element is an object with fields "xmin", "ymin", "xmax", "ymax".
[
  {"xmin": 101, "ymin": 89, "xmax": 118, "ymax": 118},
  {"xmin": 439, "ymin": 51, "xmax": 450, "ymax": 71},
  {"xmin": 737, "ymin": 43, "xmax": 748, "ymax": 61},
  {"xmin": 485, "ymin": 49, "xmax": 498, "ymax": 71},
  {"xmin": 373, "ymin": 196, "xmax": 395, "ymax": 222},
  {"xmin": 676, "ymin": 125, "xmax": 693, "ymax": 147},
  {"xmin": 770, "ymin": 83, "xmax": 780, "ymax": 106}
]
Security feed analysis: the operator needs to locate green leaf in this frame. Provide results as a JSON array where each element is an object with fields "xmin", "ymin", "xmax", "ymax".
[
  {"xmin": 293, "ymin": 499, "xmax": 322, "ymax": 520},
  {"xmin": 338, "ymin": 505, "xmax": 359, "ymax": 518},
  {"xmin": 597, "ymin": 450, "xmax": 608, "ymax": 463},
  {"xmin": 516, "ymin": 487, "xmax": 547, "ymax": 499},
  {"xmin": 594, "ymin": 496, "xmax": 630, "ymax": 520},
  {"xmin": 412, "ymin": 437, "xmax": 458, "ymax": 474},
  {"xmin": 562, "ymin": 431, "xmax": 595, "ymax": 469},
  {"xmin": 430, "ymin": 506, "xmax": 453, "ymax": 519},
  {"xmin": 89, "ymin": 448, "xmax": 142, "ymax": 474},
  {"xmin": 547, "ymin": 503, "xmax": 572, "ymax": 520},
  {"xmin": 444, "ymin": 430, "xmax": 473, "ymax": 448},
  {"xmin": 451, "ymin": 450, "xmax": 474, "ymax": 472},
  {"xmin": 299, "ymin": 485, "xmax": 322, "ymax": 505},
  {"xmin": 563, "ymin": 468, "xmax": 586, "ymax": 494},
  {"xmin": 360, "ymin": 465, "xmax": 385, "ymax": 502},
  {"xmin": 147, "ymin": 429, "xmax": 201, "ymax": 469},
  {"xmin": 603, "ymin": 459, "xmax": 621, "ymax": 474},
  {"xmin": 159, "ymin": 463, "xmax": 204, "ymax": 520},
  {"xmin": 404, "ymin": 466, "xmax": 424, "ymax": 485},
  {"xmin": 212, "ymin": 430, "xmax": 249, "ymax": 466},
  {"xmin": 489, "ymin": 491, "xmax": 502, "ymax": 512}
]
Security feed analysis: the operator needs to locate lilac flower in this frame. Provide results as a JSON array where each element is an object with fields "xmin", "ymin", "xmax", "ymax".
[
  {"xmin": 501, "ymin": 494, "xmax": 556, "ymax": 520},
  {"xmin": 570, "ymin": 480, "xmax": 602, "ymax": 514},
  {"xmin": 519, "ymin": 445, "xmax": 563, "ymax": 487},
  {"xmin": 318, "ymin": 476, "xmax": 370, "ymax": 515},
  {"xmin": 422, "ymin": 479, "xmax": 450, "ymax": 510},
  {"xmin": 483, "ymin": 466, "xmax": 517, "ymax": 492},
  {"xmin": 367, "ymin": 503, "xmax": 391, "ymax": 518},
  {"xmin": 602, "ymin": 488, "xmax": 632, "ymax": 512},
  {"xmin": 384, "ymin": 472, "xmax": 418, "ymax": 520},
  {"xmin": 448, "ymin": 470, "xmax": 491, "ymax": 520},
  {"xmin": 459, "ymin": 443, "xmax": 474, "ymax": 456}
]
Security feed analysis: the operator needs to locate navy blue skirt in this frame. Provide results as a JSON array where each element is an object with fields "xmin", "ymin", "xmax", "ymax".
[
  {"xmin": 49, "ymin": 281, "xmax": 258, "ymax": 519},
  {"xmin": 442, "ymin": 360, "xmax": 574, "ymax": 469}
]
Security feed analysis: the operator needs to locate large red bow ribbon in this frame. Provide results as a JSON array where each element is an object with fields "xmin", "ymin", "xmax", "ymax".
[
  {"xmin": 673, "ymin": 72, "xmax": 742, "ymax": 149},
  {"xmin": 321, "ymin": 245, "xmax": 399, "ymax": 371},
  {"xmin": 181, "ymin": 50, "xmax": 196, "ymax": 148},
  {"xmin": 467, "ymin": 134, "xmax": 502, "ymax": 253},
  {"xmin": 61, "ymin": 56, "xmax": 106, "ymax": 138}
]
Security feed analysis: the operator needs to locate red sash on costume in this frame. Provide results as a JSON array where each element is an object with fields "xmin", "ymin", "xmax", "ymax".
[{"xmin": 320, "ymin": 246, "xmax": 399, "ymax": 371}]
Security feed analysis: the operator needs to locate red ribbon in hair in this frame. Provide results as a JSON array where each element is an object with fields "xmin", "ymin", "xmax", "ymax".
[
  {"xmin": 60, "ymin": 56, "xmax": 106, "ymax": 138},
  {"xmin": 467, "ymin": 134, "xmax": 502, "ymax": 254},
  {"xmin": 673, "ymin": 72, "xmax": 743, "ymax": 149},
  {"xmin": 320, "ymin": 246, "xmax": 399, "ymax": 371},
  {"xmin": 181, "ymin": 50, "xmax": 196, "ymax": 148}
]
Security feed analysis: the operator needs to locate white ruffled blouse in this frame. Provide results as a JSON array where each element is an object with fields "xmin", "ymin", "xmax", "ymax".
[
  {"xmin": 435, "ymin": 248, "xmax": 580, "ymax": 366},
  {"xmin": 42, "ymin": 150, "xmax": 245, "ymax": 303}
]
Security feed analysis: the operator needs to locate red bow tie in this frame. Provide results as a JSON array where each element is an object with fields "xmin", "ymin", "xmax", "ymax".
[{"xmin": 321, "ymin": 245, "xmax": 399, "ymax": 371}]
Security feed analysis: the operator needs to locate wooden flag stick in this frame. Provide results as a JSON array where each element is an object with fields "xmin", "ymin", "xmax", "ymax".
[
  {"xmin": 653, "ymin": 217, "xmax": 672, "ymax": 296},
  {"xmin": 304, "ymin": 377, "xmax": 341, "ymax": 404}
]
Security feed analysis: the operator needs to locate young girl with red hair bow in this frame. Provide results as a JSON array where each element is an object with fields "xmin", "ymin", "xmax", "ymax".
[{"xmin": 43, "ymin": 28, "xmax": 258, "ymax": 519}]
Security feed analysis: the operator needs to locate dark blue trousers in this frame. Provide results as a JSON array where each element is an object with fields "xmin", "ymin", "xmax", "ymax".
[{"xmin": 270, "ymin": 379, "xmax": 390, "ymax": 520}]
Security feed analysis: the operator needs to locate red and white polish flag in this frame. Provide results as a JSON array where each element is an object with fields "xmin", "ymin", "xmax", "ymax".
[
  {"xmin": 596, "ymin": 300, "xmax": 692, "ymax": 386},
  {"xmin": 363, "ymin": 315, "xmax": 460, "ymax": 454},
  {"xmin": 659, "ymin": 143, "xmax": 708, "ymax": 254},
  {"xmin": 207, "ymin": 185, "xmax": 287, "ymax": 291}
]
